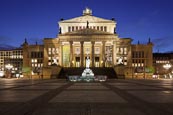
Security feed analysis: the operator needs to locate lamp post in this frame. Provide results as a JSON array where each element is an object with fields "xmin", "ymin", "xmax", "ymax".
[
  {"xmin": 163, "ymin": 64, "xmax": 171, "ymax": 70},
  {"xmin": 5, "ymin": 64, "xmax": 13, "ymax": 78},
  {"xmin": 163, "ymin": 64, "xmax": 172, "ymax": 79}
]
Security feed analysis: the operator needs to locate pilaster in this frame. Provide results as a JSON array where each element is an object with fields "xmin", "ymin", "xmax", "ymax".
[
  {"xmin": 80, "ymin": 41, "xmax": 84, "ymax": 67},
  {"xmin": 69, "ymin": 41, "xmax": 73, "ymax": 67},
  {"xmin": 102, "ymin": 41, "xmax": 106, "ymax": 67},
  {"xmin": 91, "ymin": 41, "xmax": 95, "ymax": 67}
]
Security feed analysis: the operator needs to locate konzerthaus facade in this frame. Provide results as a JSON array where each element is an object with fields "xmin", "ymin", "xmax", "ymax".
[{"xmin": 15, "ymin": 8, "xmax": 153, "ymax": 79}]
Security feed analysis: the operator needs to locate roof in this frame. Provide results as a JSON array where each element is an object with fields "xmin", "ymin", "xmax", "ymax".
[{"xmin": 59, "ymin": 15, "xmax": 115, "ymax": 23}]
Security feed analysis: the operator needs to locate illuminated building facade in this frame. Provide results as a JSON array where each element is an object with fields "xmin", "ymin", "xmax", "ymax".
[
  {"xmin": 0, "ymin": 48, "xmax": 23, "ymax": 77},
  {"xmin": 153, "ymin": 53, "xmax": 173, "ymax": 77},
  {"xmin": 10, "ymin": 8, "xmax": 154, "ymax": 79}
]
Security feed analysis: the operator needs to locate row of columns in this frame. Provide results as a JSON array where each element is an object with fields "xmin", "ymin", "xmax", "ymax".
[{"xmin": 67, "ymin": 41, "xmax": 110, "ymax": 67}]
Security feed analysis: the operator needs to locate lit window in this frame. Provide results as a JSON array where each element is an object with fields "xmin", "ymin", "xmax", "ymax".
[
  {"xmin": 141, "ymin": 63, "xmax": 144, "ymax": 67},
  {"xmin": 138, "ymin": 63, "xmax": 140, "ymax": 67},
  {"xmin": 135, "ymin": 63, "xmax": 137, "ymax": 67},
  {"xmin": 31, "ymin": 59, "xmax": 34, "ymax": 63},
  {"xmin": 124, "ymin": 48, "xmax": 127, "ymax": 54},
  {"xmin": 120, "ymin": 48, "xmax": 123, "ymax": 54},
  {"xmin": 132, "ymin": 63, "xmax": 134, "ymax": 67},
  {"xmin": 56, "ymin": 48, "xmax": 59, "ymax": 54},
  {"xmin": 48, "ymin": 48, "xmax": 51, "ymax": 51}
]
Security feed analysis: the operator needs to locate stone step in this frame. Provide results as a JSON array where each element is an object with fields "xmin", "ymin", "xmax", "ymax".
[{"xmin": 59, "ymin": 67, "xmax": 117, "ymax": 79}]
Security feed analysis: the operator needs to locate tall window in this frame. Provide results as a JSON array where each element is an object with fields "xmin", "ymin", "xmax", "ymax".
[
  {"xmin": 79, "ymin": 26, "xmax": 82, "ymax": 30},
  {"xmin": 101, "ymin": 26, "xmax": 103, "ymax": 31},
  {"xmin": 132, "ymin": 51, "xmax": 145, "ymax": 67},
  {"xmin": 104, "ymin": 26, "xmax": 107, "ymax": 32},
  {"xmin": 47, "ymin": 48, "xmax": 59, "ymax": 66},
  {"xmin": 97, "ymin": 26, "xmax": 99, "ymax": 30},
  {"xmin": 68, "ymin": 26, "xmax": 71, "ymax": 32},
  {"xmin": 72, "ymin": 26, "xmax": 74, "ymax": 31},
  {"xmin": 76, "ymin": 26, "xmax": 78, "ymax": 30}
]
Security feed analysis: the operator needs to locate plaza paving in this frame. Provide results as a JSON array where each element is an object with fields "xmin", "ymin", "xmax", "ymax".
[{"xmin": 0, "ymin": 79, "xmax": 173, "ymax": 115}]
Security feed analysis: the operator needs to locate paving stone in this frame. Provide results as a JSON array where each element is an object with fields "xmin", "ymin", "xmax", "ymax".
[
  {"xmin": 14, "ymin": 85, "xmax": 61, "ymax": 90},
  {"xmin": 128, "ymin": 90, "xmax": 173, "ymax": 103},
  {"xmin": 113, "ymin": 85, "xmax": 162, "ymax": 90},
  {"xmin": 0, "ymin": 79, "xmax": 173, "ymax": 115},
  {"xmin": 0, "ymin": 90, "xmax": 48, "ymax": 102},
  {"xmin": 67, "ymin": 85, "xmax": 109, "ymax": 90},
  {"xmin": 49, "ymin": 90, "xmax": 127, "ymax": 103}
]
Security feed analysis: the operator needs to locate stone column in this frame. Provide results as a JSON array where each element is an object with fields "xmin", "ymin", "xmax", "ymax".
[
  {"xmin": 91, "ymin": 41, "xmax": 95, "ymax": 67},
  {"xmin": 60, "ymin": 42, "xmax": 63, "ymax": 66},
  {"xmin": 69, "ymin": 41, "xmax": 73, "ymax": 67},
  {"xmin": 80, "ymin": 41, "xmax": 84, "ymax": 67},
  {"xmin": 112, "ymin": 41, "xmax": 116, "ymax": 66},
  {"xmin": 102, "ymin": 41, "xmax": 106, "ymax": 67}
]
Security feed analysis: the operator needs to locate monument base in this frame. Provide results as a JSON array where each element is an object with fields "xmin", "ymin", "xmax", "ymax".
[{"xmin": 79, "ymin": 68, "xmax": 94, "ymax": 82}]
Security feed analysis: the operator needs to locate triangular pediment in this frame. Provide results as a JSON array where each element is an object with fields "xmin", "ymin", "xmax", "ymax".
[
  {"xmin": 60, "ymin": 15, "xmax": 115, "ymax": 23},
  {"xmin": 61, "ymin": 28, "xmax": 114, "ymax": 35}
]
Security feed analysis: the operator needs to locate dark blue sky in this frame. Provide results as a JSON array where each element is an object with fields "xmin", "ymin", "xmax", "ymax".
[{"xmin": 0, "ymin": 0, "xmax": 173, "ymax": 52}]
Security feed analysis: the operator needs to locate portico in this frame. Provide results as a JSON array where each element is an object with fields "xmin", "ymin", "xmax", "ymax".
[{"xmin": 59, "ymin": 38, "xmax": 116, "ymax": 68}]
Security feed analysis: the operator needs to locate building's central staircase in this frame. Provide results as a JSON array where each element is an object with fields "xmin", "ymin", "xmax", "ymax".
[{"xmin": 59, "ymin": 67, "xmax": 117, "ymax": 79}]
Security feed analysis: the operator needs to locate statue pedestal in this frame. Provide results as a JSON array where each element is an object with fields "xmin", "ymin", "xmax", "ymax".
[
  {"xmin": 82, "ymin": 68, "xmax": 94, "ymax": 77},
  {"xmin": 80, "ymin": 68, "xmax": 95, "ymax": 81}
]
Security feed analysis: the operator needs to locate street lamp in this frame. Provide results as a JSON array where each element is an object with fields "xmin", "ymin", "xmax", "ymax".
[
  {"xmin": 163, "ymin": 64, "xmax": 172, "ymax": 70},
  {"xmin": 5, "ymin": 64, "xmax": 13, "ymax": 70},
  {"xmin": 163, "ymin": 64, "xmax": 172, "ymax": 79},
  {"xmin": 5, "ymin": 64, "xmax": 13, "ymax": 78}
]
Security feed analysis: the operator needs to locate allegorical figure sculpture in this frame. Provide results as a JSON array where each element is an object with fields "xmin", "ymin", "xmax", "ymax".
[
  {"xmin": 118, "ymin": 57, "xmax": 123, "ymax": 64},
  {"xmin": 86, "ymin": 57, "xmax": 90, "ymax": 69},
  {"xmin": 53, "ymin": 56, "xmax": 58, "ymax": 65},
  {"xmin": 86, "ymin": 21, "xmax": 89, "ymax": 28}
]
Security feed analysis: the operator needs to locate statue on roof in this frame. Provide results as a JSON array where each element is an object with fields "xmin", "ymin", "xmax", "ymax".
[
  {"xmin": 59, "ymin": 27, "xmax": 62, "ymax": 34},
  {"xmin": 83, "ymin": 7, "xmax": 92, "ymax": 15},
  {"xmin": 24, "ymin": 38, "xmax": 28, "ymax": 44},
  {"xmin": 86, "ymin": 21, "xmax": 89, "ymax": 28}
]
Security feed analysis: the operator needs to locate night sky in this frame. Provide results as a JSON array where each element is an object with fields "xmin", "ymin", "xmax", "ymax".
[{"xmin": 0, "ymin": 0, "xmax": 173, "ymax": 52}]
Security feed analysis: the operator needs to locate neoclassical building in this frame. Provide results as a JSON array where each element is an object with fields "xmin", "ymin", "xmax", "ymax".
[{"xmin": 22, "ymin": 8, "xmax": 153, "ymax": 79}]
